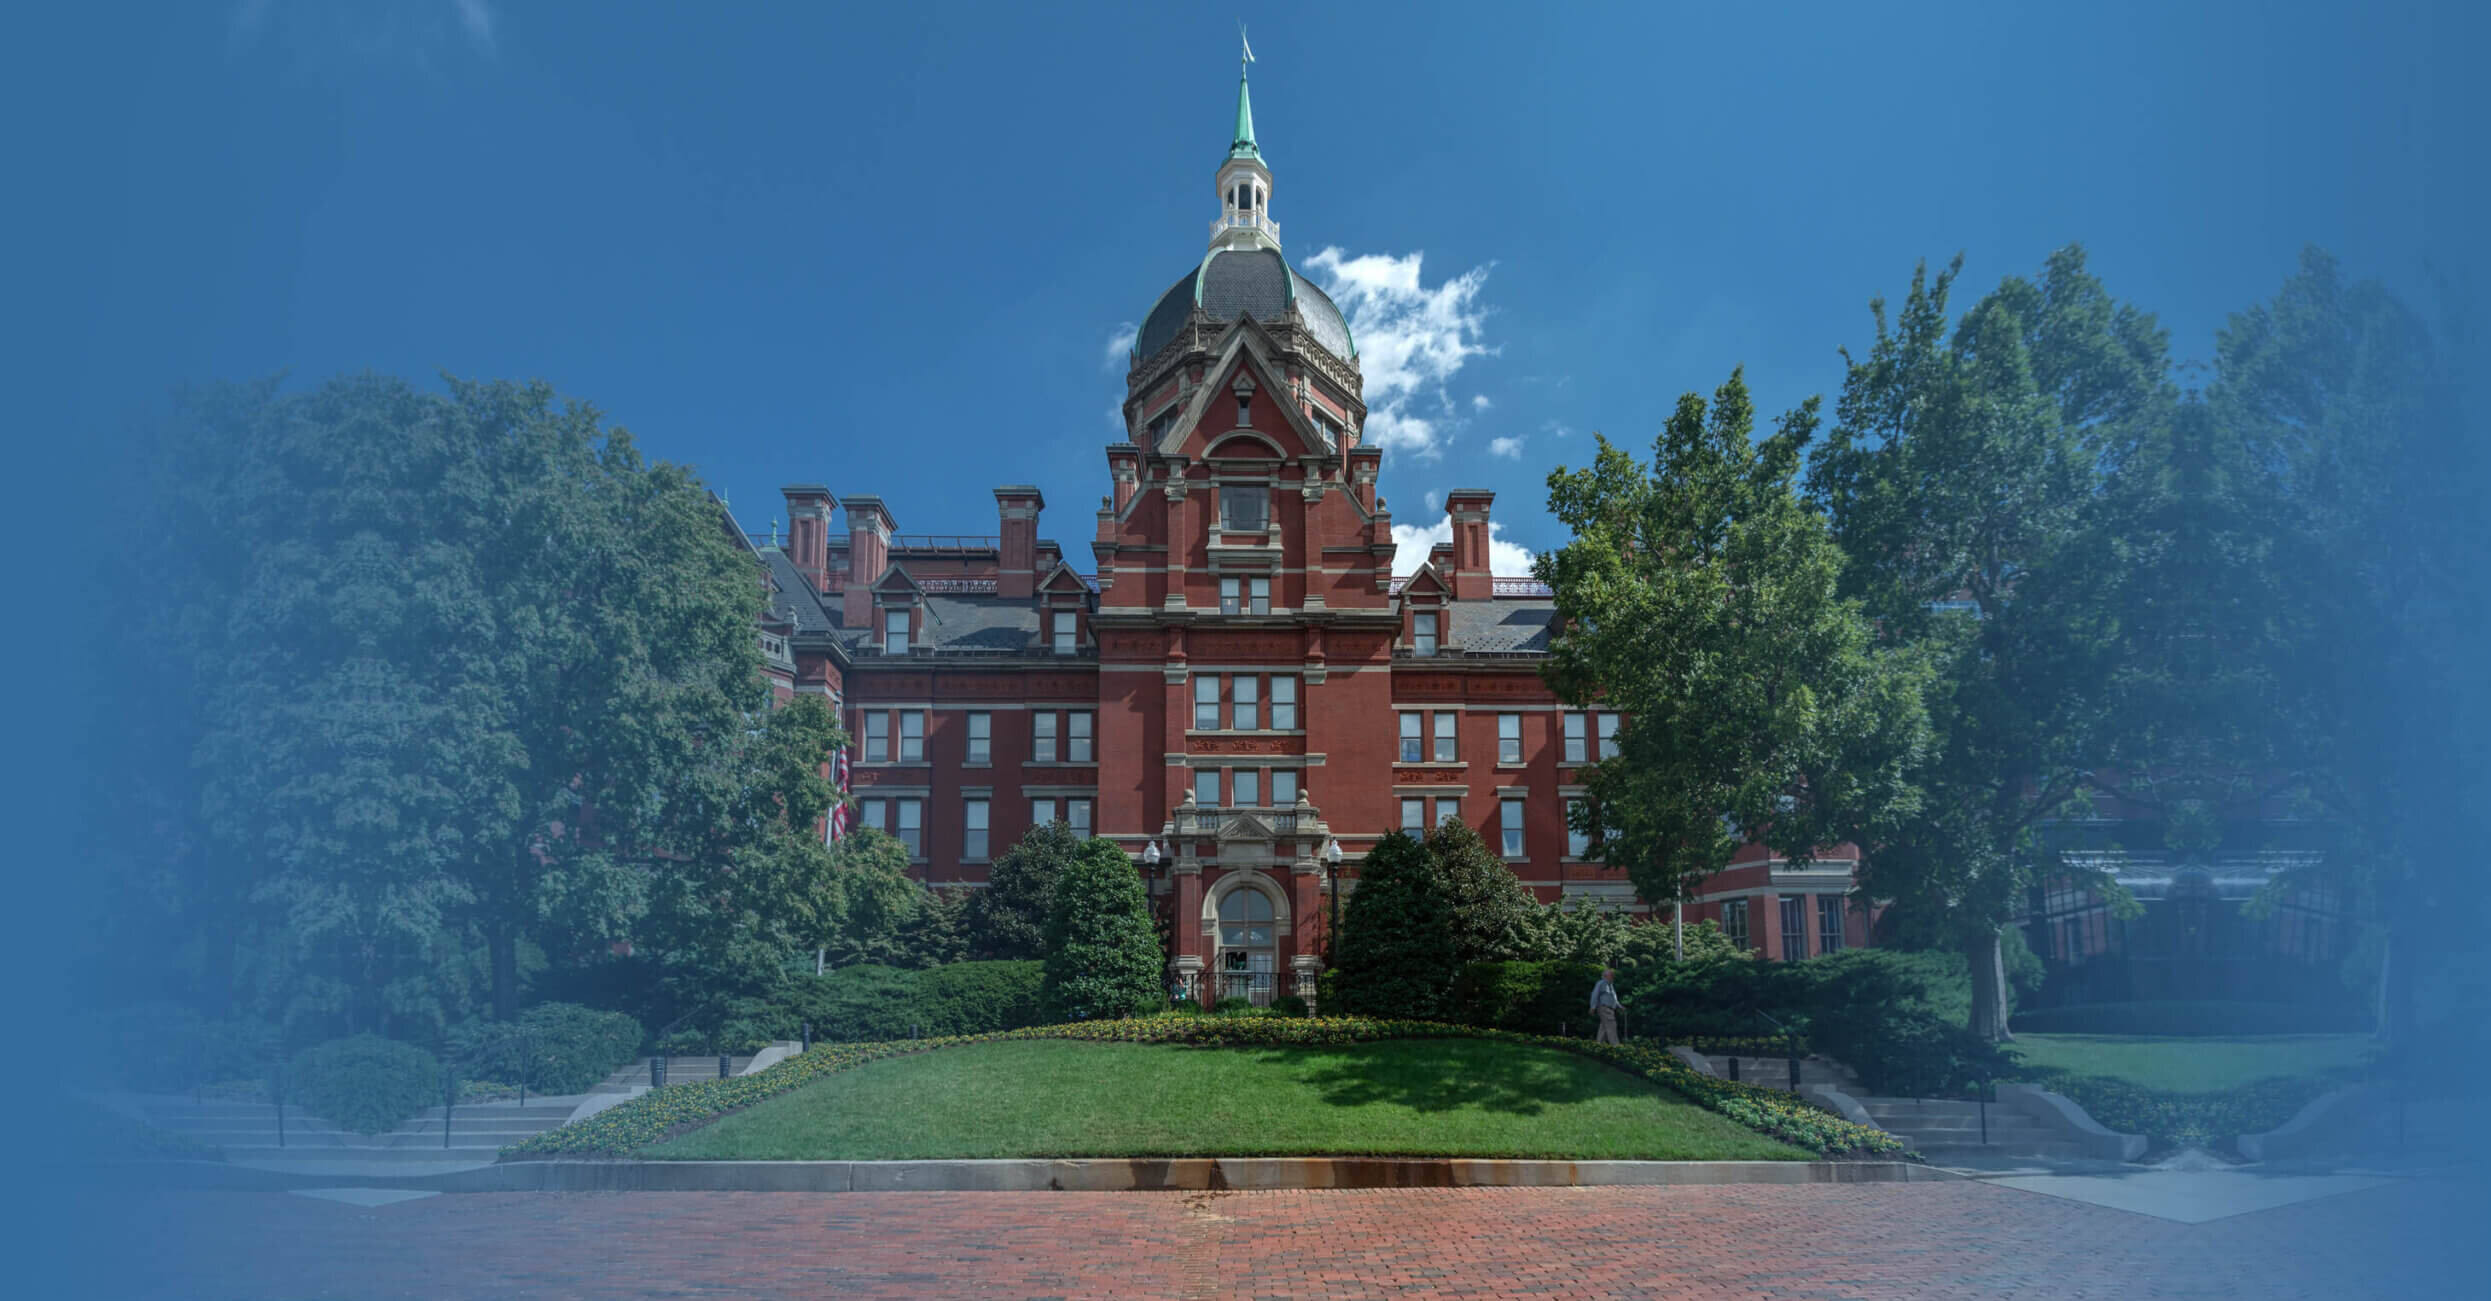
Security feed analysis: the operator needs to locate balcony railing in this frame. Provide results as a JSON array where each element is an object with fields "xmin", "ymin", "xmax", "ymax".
[{"xmin": 1209, "ymin": 211, "xmax": 1281, "ymax": 243}]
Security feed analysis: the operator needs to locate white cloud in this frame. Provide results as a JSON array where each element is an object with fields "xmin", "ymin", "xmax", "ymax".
[
  {"xmin": 1391, "ymin": 519, "xmax": 1535, "ymax": 577},
  {"xmin": 1488, "ymin": 436, "xmax": 1523, "ymax": 460},
  {"xmin": 453, "ymin": 0, "xmax": 497, "ymax": 51},
  {"xmin": 1102, "ymin": 322, "xmax": 1137, "ymax": 371},
  {"xmin": 1304, "ymin": 247, "xmax": 1496, "ymax": 461},
  {"xmin": 1422, "ymin": 490, "xmax": 1442, "ymax": 512},
  {"xmin": 227, "ymin": 0, "xmax": 500, "ymax": 61},
  {"xmin": 1472, "ymin": 395, "xmax": 1493, "ymax": 412}
]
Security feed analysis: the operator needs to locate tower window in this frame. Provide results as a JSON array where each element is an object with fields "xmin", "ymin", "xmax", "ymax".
[{"xmin": 1220, "ymin": 485, "xmax": 1266, "ymax": 532}]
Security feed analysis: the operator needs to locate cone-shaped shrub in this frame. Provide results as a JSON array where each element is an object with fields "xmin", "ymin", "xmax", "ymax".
[
  {"xmin": 1331, "ymin": 830, "xmax": 1459, "ymax": 1018},
  {"xmin": 1041, "ymin": 837, "xmax": 1165, "ymax": 1021}
]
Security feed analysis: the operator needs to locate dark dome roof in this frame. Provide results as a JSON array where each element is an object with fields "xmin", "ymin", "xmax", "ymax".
[{"xmin": 1136, "ymin": 247, "xmax": 1357, "ymax": 366}]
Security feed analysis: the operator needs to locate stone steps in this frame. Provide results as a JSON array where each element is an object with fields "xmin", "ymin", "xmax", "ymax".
[{"xmin": 1859, "ymin": 1094, "xmax": 2092, "ymax": 1160}]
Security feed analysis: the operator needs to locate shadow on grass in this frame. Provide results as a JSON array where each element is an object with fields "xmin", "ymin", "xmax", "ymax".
[{"xmin": 1241, "ymin": 1040, "xmax": 1653, "ymax": 1118}]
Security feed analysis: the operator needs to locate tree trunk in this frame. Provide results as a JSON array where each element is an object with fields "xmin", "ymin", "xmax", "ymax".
[
  {"xmin": 489, "ymin": 921, "xmax": 520, "ymax": 1021},
  {"xmin": 1967, "ymin": 925, "xmax": 2015, "ymax": 1042}
]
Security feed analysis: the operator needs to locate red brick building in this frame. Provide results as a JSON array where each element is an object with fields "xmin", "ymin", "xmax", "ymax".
[{"xmin": 728, "ymin": 67, "xmax": 1870, "ymax": 1003}]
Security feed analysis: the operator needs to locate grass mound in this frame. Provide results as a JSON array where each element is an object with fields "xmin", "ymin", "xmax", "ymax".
[
  {"xmin": 648, "ymin": 1039, "xmax": 1806, "ymax": 1161},
  {"xmin": 507, "ymin": 1016, "xmax": 1911, "ymax": 1160}
]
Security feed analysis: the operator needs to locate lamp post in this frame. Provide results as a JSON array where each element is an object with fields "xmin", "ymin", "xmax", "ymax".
[{"xmin": 1322, "ymin": 837, "xmax": 1344, "ymax": 964}]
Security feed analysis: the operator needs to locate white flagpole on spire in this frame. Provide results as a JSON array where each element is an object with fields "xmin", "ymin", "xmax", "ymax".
[{"xmin": 1241, "ymin": 24, "xmax": 1254, "ymax": 65}]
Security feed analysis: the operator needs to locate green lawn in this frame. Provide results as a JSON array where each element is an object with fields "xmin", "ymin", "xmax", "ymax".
[
  {"xmin": 648, "ymin": 1038, "xmax": 1812, "ymax": 1161},
  {"xmin": 2007, "ymin": 1034, "xmax": 2375, "ymax": 1092}
]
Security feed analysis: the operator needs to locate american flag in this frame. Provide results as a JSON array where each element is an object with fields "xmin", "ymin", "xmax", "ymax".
[{"xmin": 826, "ymin": 746, "xmax": 853, "ymax": 843}]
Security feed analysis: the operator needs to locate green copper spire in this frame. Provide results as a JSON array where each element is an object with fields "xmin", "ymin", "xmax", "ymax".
[{"xmin": 1229, "ymin": 38, "xmax": 1260, "ymax": 161}]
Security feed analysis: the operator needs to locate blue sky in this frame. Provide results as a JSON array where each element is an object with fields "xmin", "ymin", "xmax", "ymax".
[{"xmin": 15, "ymin": 0, "xmax": 2484, "ymax": 573}]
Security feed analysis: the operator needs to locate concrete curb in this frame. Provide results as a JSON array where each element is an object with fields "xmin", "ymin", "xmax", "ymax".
[{"xmin": 90, "ymin": 1156, "xmax": 1958, "ymax": 1194}]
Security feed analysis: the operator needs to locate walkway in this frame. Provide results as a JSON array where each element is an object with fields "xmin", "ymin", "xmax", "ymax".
[{"xmin": 79, "ymin": 1171, "xmax": 2484, "ymax": 1298}]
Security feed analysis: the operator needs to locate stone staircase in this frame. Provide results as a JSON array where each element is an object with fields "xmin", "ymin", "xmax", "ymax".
[
  {"xmin": 1691, "ymin": 1053, "xmax": 1859, "ymax": 1092},
  {"xmin": 1857, "ymin": 1095, "xmax": 2096, "ymax": 1161},
  {"xmin": 122, "ymin": 1094, "xmax": 587, "ymax": 1166},
  {"xmin": 598, "ymin": 1053, "xmax": 758, "ymax": 1090}
]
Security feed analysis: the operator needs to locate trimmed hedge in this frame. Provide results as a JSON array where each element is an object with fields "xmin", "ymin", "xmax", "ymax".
[
  {"xmin": 450, "ymin": 1003, "xmax": 644, "ymax": 1095},
  {"xmin": 507, "ymin": 1016, "xmax": 1914, "ymax": 1161},
  {"xmin": 2009, "ymin": 1001, "xmax": 2372, "ymax": 1037},
  {"xmin": 1450, "ymin": 961, "xmax": 1606, "ymax": 1037},
  {"xmin": 718, "ymin": 961, "xmax": 1047, "ymax": 1050},
  {"xmin": 289, "ymin": 1035, "xmax": 443, "ymax": 1135},
  {"xmin": 2025, "ymin": 1070, "xmax": 2340, "ymax": 1148}
]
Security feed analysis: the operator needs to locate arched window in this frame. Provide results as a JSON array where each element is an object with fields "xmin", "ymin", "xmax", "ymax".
[{"xmin": 1217, "ymin": 886, "xmax": 1277, "ymax": 1005}]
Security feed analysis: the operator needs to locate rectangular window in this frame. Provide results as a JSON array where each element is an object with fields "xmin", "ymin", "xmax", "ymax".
[
  {"xmin": 1196, "ymin": 768, "xmax": 1220, "ymax": 807},
  {"xmin": 1067, "ymin": 711, "xmax": 1093, "ymax": 762},
  {"xmin": 1400, "ymin": 797, "xmax": 1424, "ymax": 831},
  {"xmin": 1195, "ymin": 674, "xmax": 1221, "ymax": 730},
  {"xmin": 1032, "ymin": 711, "xmax": 1058, "ymax": 762},
  {"xmin": 1819, "ymin": 896, "xmax": 1846, "ymax": 954},
  {"xmin": 859, "ymin": 797, "xmax": 887, "ymax": 836},
  {"xmin": 1233, "ymin": 768, "xmax": 1260, "ymax": 808},
  {"xmin": 1249, "ymin": 577, "xmax": 1270, "ymax": 615},
  {"xmin": 1563, "ymin": 713, "xmax": 1587, "ymax": 764},
  {"xmin": 1597, "ymin": 713, "xmax": 1622, "ymax": 760},
  {"xmin": 1566, "ymin": 799, "xmax": 1591, "ymax": 859},
  {"xmin": 1498, "ymin": 713, "xmax": 1522, "ymax": 763},
  {"xmin": 1500, "ymin": 798, "xmax": 1524, "ymax": 858},
  {"xmin": 964, "ymin": 799, "xmax": 989, "ymax": 860},
  {"xmin": 1432, "ymin": 711, "xmax": 1458, "ymax": 763},
  {"xmin": 899, "ymin": 712, "xmax": 925, "ymax": 763},
  {"xmin": 1398, "ymin": 712, "xmax": 1422, "ymax": 763},
  {"xmin": 1232, "ymin": 675, "xmax": 1259, "ymax": 730},
  {"xmin": 966, "ymin": 712, "xmax": 990, "ymax": 764},
  {"xmin": 1220, "ymin": 485, "xmax": 1266, "ymax": 532},
  {"xmin": 864, "ymin": 712, "xmax": 890, "ymax": 762},
  {"xmin": 1052, "ymin": 611, "xmax": 1076, "ymax": 655},
  {"xmin": 884, "ymin": 609, "xmax": 909, "ymax": 656},
  {"xmin": 1434, "ymin": 797, "xmax": 1458, "ymax": 828},
  {"xmin": 1031, "ymin": 797, "xmax": 1054, "ymax": 827},
  {"xmin": 1272, "ymin": 769, "xmax": 1298, "ymax": 807},
  {"xmin": 1779, "ymin": 895, "xmax": 1808, "ymax": 959},
  {"xmin": 1066, "ymin": 798, "xmax": 1091, "ymax": 836},
  {"xmin": 896, "ymin": 798, "xmax": 923, "ymax": 858},
  {"xmin": 1413, "ymin": 612, "xmax": 1438, "ymax": 657},
  {"xmin": 1270, "ymin": 676, "xmax": 1297, "ymax": 730},
  {"xmin": 1220, "ymin": 577, "xmax": 1242, "ymax": 615},
  {"xmin": 1723, "ymin": 899, "xmax": 1750, "ymax": 951}
]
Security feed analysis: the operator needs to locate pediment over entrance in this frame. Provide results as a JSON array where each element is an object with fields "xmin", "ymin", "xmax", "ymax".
[{"xmin": 1216, "ymin": 812, "xmax": 1275, "ymax": 841}]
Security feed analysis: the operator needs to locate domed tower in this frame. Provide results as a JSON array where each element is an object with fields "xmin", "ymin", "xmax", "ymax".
[{"xmin": 1119, "ymin": 55, "xmax": 1364, "ymax": 447}]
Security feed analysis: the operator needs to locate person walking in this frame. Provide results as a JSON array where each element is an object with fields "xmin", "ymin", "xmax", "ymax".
[{"xmin": 1590, "ymin": 966, "xmax": 1622, "ymax": 1044}]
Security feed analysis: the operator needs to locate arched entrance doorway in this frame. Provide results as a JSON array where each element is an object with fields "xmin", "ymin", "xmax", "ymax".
[{"xmin": 1215, "ymin": 884, "xmax": 1278, "ymax": 1005}]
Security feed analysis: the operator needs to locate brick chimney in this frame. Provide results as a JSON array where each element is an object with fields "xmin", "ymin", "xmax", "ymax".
[
  {"xmin": 994, "ymin": 485, "xmax": 1045, "ymax": 599},
  {"xmin": 1445, "ymin": 489, "xmax": 1496, "ymax": 600},
  {"xmin": 781, "ymin": 484, "xmax": 834, "ymax": 593},
  {"xmin": 839, "ymin": 495, "xmax": 896, "ymax": 629}
]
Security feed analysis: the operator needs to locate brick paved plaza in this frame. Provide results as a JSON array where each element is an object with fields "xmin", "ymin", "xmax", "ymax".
[{"xmin": 92, "ymin": 1174, "xmax": 2483, "ymax": 1299}]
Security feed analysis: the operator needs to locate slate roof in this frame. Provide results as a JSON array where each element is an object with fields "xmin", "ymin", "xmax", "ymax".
[
  {"xmin": 1136, "ymin": 247, "xmax": 1357, "ymax": 365},
  {"xmin": 1448, "ymin": 599, "xmax": 1558, "ymax": 655},
  {"xmin": 759, "ymin": 548, "xmax": 838, "ymax": 635}
]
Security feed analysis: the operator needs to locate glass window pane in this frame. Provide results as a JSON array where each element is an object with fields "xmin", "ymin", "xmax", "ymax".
[
  {"xmin": 1434, "ymin": 797, "xmax": 1457, "ymax": 827},
  {"xmin": 884, "ymin": 609, "xmax": 909, "ymax": 655},
  {"xmin": 897, "ymin": 799, "xmax": 922, "ymax": 856},
  {"xmin": 1250, "ymin": 578, "xmax": 1270, "ymax": 615},
  {"xmin": 1032, "ymin": 712, "xmax": 1056, "ymax": 762},
  {"xmin": 1196, "ymin": 769, "xmax": 1220, "ymax": 807},
  {"xmin": 1233, "ymin": 676, "xmax": 1257, "ymax": 730},
  {"xmin": 1221, "ymin": 578, "xmax": 1241, "ymax": 615},
  {"xmin": 860, "ymin": 798, "xmax": 885, "ymax": 833},
  {"xmin": 967, "ymin": 712, "xmax": 990, "ymax": 764},
  {"xmin": 1413, "ymin": 612, "xmax": 1437, "ymax": 657},
  {"xmin": 1272, "ymin": 770, "xmax": 1297, "ymax": 806},
  {"xmin": 1271, "ymin": 676, "xmax": 1296, "ymax": 730},
  {"xmin": 1433, "ymin": 712, "xmax": 1456, "ymax": 762},
  {"xmin": 1234, "ymin": 769, "xmax": 1259, "ymax": 807},
  {"xmin": 1563, "ymin": 713, "xmax": 1586, "ymax": 764},
  {"xmin": 1567, "ymin": 800, "xmax": 1591, "ymax": 858},
  {"xmin": 1196, "ymin": 674, "xmax": 1220, "ymax": 730},
  {"xmin": 1032, "ymin": 798, "xmax": 1052, "ymax": 826},
  {"xmin": 1401, "ymin": 798, "xmax": 1423, "ymax": 830},
  {"xmin": 965, "ymin": 799, "xmax": 988, "ymax": 859},
  {"xmin": 900, "ymin": 712, "xmax": 924, "ymax": 762},
  {"xmin": 1398, "ymin": 712, "xmax": 1421, "ymax": 762},
  {"xmin": 1498, "ymin": 713, "xmax": 1521, "ymax": 763},
  {"xmin": 1069, "ymin": 712, "xmax": 1092, "ymax": 761},
  {"xmin": 1067, "ymin": 799, "xmax": 1091, "ymax": 834},
  {"xmin": 1501, "ymin": 798, "xmax": 1524, "ymax": 857},
  {"xmin": 866, "ymin": 713, "xmax": 890, "ymax": 761},
  {"xmin": 1598, "ymin": 713, "xmax": 1621, "ymax": 759}
]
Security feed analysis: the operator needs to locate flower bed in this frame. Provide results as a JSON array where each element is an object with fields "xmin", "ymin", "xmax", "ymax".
[
  {"xmin": 2028, "ymin": 1070, "xmax": 2339, "ymax": 1150},
  {"xmin": 506, "ymin": 1016, "xmax": 1912, "ymax": 1161}
]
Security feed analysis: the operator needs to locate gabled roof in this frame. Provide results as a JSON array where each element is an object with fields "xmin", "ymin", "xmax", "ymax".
[{"xmin": 1154, "ymin": 317, "xmax": 1340, "ymax": 459}]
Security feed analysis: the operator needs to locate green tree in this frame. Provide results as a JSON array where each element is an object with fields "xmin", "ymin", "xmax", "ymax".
[
  {"xmin": 1424, "ymin": 819, "xmax": 1543, "ymax": 964},
  {"xmin": 1040, "ymin": 838, "xmax": 1164, "ymax": 1021},
  {"xmin": 892, "ymin": 884, "xmax": 972, "ymax": 970},
  {"xmin": 1330, "ymin": 832, "xmax": 1459, "ymax": 1019},
  {"xmin": 1808, "ymin": 248, "xmax": 2168, "ymax": 1039},
  {"xmin": 106, "ymin": 372, "xmax": 780, "ymax": 1031},
  {"xmin": 970, "ymin": 821, "xmax": 1081, "ymax": 960},
  {"xmin": 1536, "ymin": 369, "xmax": 1931, "ymax": 961},
  {"xmin": 810, "ymin": 827, "xmax": 927, "ymax": 970}
]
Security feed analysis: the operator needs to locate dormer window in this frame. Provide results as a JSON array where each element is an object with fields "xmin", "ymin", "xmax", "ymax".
[
  {"xmin": 1236, "ymin": 394, "xmax": 1252, "ymax": 426},
  {"xmin": 883, "ymin": 608, "xmax": 910, "ymax": 655},
  {"xmin": 1051, "ymin": 610, "xmax": 1077, "ymax": 656},
  {"xmin": 1220, "ymin": 485, "xmax": 1267, "ymax": 533},
  {"xmin": 1413, "ymin": 611, "xmax": 1439, "ymax": 657}
]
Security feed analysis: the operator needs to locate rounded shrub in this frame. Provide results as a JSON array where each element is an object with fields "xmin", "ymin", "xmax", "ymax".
[
  {"xmin": 450, "ymin": 1003, "xmax": 644, "ymax": 1095},
  {"xmin": 289, "ymin": 1034, "xmax": 442, "ymax": 1135},
  {"xmin": 1268, "ymin": 994, "xmax": 1311, "ymax": 1018},
  {"xmin": 1040, "ymin": 838, "xmax": 1165, "ymax": 1022}
]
